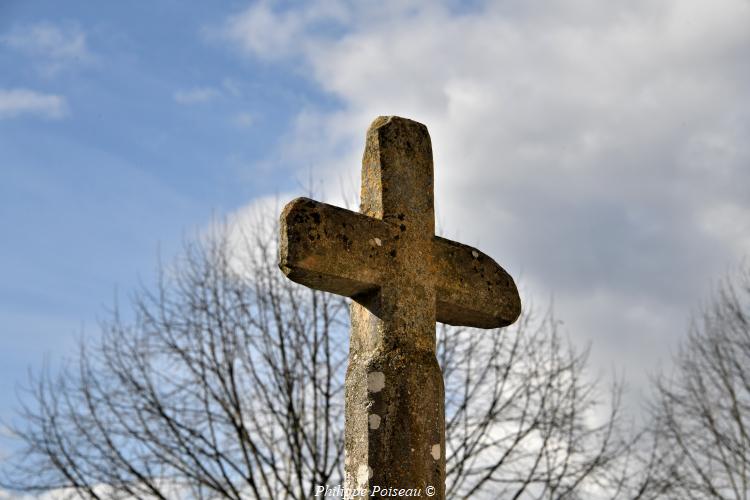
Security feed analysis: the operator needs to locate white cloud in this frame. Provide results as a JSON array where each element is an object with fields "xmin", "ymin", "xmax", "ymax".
[
  {"xmin": 222, "ymin": 77, "xmax": 243, "ymax": 97},
  {"xmin": 173, "ymin": 87, "xmax": 221, "ymax": 104},
  {"xmin": 0, "ymin": 88, "xmax": 68, "ymax": 120},
  {"xmin": 232, "ymin": 112, "xmax": 254, "ymax": 127},
  {"xmin": 220, "ymin": 0, "xmax": 349, "ymax": 60},
  {"xmin": 218, "ymin": 0, "xmax": 750, "ymax": 391},
  {"xmin": 223, "ymin": 2, "xmax": 306, "ymax": 58},
  {"xmin": 2, "ymin": 22, "xmax": 92, "ymax": 75}
]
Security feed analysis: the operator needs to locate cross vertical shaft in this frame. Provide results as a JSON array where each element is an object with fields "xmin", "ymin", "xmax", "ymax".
[
  {"xmin": 345, "ymin": 117, "xmax": 444, "ymax": 498},
  {"xmin": 278, "ymin": 115, "xmax": 521, "ymax": 500}
]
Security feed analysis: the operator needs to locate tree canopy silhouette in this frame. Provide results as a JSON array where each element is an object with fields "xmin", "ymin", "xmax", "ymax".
[
  {"xmin": 634, "ymin": 266, "xmax": 750, "ymax": 499},
  {"xmin": 2, "ymin": 214, "xmax": 629, "ymax": 499}
]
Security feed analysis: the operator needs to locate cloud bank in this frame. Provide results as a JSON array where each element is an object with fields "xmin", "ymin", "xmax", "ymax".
[{"xmin": 218, "ymin": 0, "xmax": 750, "ymax": 391}]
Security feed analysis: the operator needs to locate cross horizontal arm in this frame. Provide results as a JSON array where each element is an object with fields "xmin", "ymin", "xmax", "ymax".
[
  {"xmin": 279, "ymin": 197, "xmax": 395, "ymax": 297},
  {"xmin": 434, "ymin": 237, "xmax": 521, "ymax": 328},
  {"xmin": 280, "ymin": 197, "xmax": 521, "ymax": 329}
]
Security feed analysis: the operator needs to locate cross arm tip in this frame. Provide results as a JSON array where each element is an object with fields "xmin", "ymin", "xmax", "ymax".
[
  {"xmin": 278, "ymin": 197, "xmax": 389, "ymax": 298},
  {"xmin": 434, "ymin": 236, "xmax": 521, "ymax": 329},
  {"xmin": 278, "ymin": 196, "xmax": 312, "ymax": 276}
]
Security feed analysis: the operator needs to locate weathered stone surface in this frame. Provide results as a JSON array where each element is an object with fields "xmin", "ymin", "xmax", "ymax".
[
  {"xmin": 279, "ymin": 203, "xmax": 520, "ymax": 329},
  {"xmin": 433, "ymin": 236, "xmax": 520, "ymax": 328},
  {"xmin": 278, "ymin": 116, "xmax": 521, "ymax": 499}
]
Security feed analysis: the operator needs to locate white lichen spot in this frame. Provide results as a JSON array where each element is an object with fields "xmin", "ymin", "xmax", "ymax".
[
  {"xmin": 368, "ymin": 414, "xmax": 381, "ymax": 430},
  {"xmin": 431, "ymin": 444, "xmax": 441, "ymax": 461},
  {"xmin": 357, "ymin": 464, "xmax": 371, "ymax": 486},
  {"xmin": 471, "ymin": 250, "xmax": 479, "ymax": 259},
  {"xmin": 367, "ymin": 371, "xmax": 385, "ymax": 393},
  {"xmin": 374, "ymin": 237, "xmax": 382, "ymax": 246}
]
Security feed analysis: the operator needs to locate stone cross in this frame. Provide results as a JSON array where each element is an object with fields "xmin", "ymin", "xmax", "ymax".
[{"xmin": 279, "ymin": 116, "xmax": 520, "ymax": 499}]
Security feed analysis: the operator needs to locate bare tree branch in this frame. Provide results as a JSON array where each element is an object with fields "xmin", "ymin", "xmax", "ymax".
[{"xmin": 2, "ymin": 214, "xmax": 628, "ymax": 499}]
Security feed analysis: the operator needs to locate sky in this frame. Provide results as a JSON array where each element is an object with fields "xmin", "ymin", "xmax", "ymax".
[{"xmin": 1, "ymin": 0, "xmax": 749, "ymax": 477}]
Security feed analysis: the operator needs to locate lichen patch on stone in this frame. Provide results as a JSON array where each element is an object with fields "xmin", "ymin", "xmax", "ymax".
[
  {"xmin": 431, "ymin": 444, "xmax": 441, "ymax": 461},
  {"xmin": 368, "ymin": 414, "xmax": 381, "ymax": 430},
  {"xmin": 357, "ymin": 464, "xmax": 371, "ymax": 486},
  {"xmin": 367, "ymin": 371, "xmax": 385, "ymax": 392}
]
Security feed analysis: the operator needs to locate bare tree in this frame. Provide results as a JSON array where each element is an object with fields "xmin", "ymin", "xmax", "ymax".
[
  {"xmin": 632, "ymin": 267, "xmax": 750, "ymax": 499},
  {"xmin": 1, "ymin": 214, "xmax": 630, "ymax": 499},
  {"xmin": 441, "ymin": 313, "xmax": 629, "ymax": 499}
]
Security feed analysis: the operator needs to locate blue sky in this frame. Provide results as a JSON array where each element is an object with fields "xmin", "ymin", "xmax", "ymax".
[
  {"xmin": 0, "ymin": 1, "xmax": 332, "ymax": 436},
  {"xmin": 1, "ymin": 0, "xmax": 750, "ymax": 473}
]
